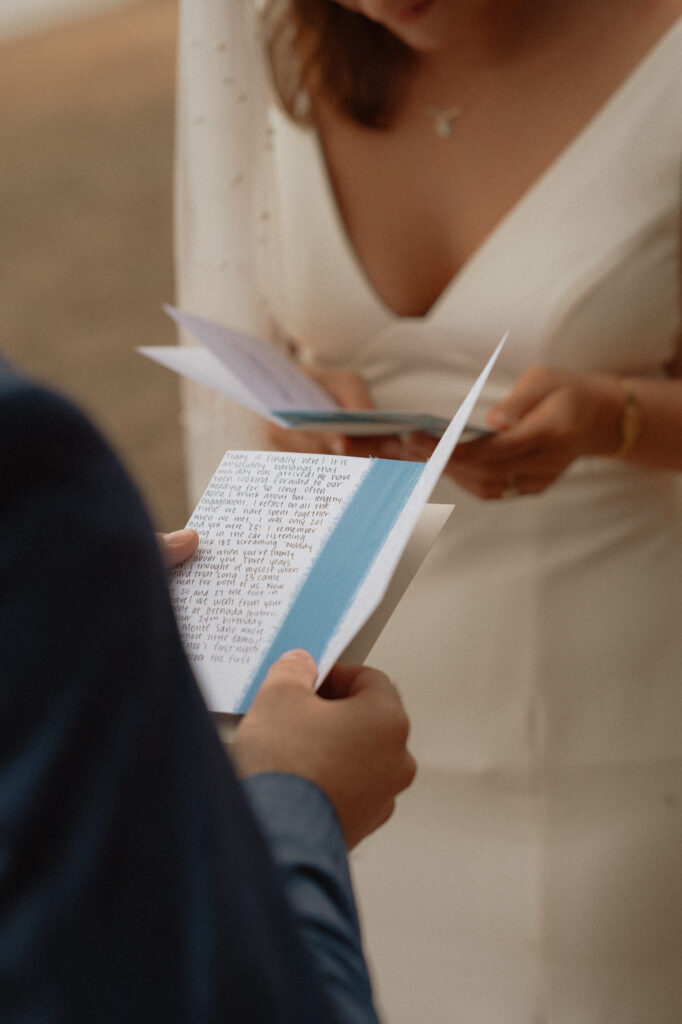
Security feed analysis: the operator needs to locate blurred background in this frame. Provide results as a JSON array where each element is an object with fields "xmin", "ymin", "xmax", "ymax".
[{"xmin": 0, "ymin": 0, "xmax": 187, "ymax": 530}]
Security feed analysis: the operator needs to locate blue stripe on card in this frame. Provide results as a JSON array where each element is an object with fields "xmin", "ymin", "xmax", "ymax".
[{"xmin": 237, "ymin": 457, "xmax": 424, "ymax": 711}]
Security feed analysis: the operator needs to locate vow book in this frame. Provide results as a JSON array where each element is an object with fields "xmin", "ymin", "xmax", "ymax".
[
  {"xmin": 168, "ymin": 335, "xmax": 505, "ymax": 714},
  {"xmin": 140, "ymin": 306, "xmax": 491, "ymax": 440}
]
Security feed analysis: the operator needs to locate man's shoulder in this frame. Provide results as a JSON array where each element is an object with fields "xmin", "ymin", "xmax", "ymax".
[
  {"xmin": 0, "ymin": 356, "xmax": 77, "ymax": 426},
  {"xmin": 0, "ymin": 358, "xmax": 100, "ymax": 481},
  {"xmin": 0, "ymin": 354, "xmax": 32, "ymax": 397}
]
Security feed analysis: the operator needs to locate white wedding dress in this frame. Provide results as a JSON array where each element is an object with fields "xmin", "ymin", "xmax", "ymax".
[{"xmin": 175, "ymin": 7, "xmax": 682, "ymax": 1021}]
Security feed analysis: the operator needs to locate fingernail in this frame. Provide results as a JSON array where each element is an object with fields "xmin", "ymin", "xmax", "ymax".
[
  {"xmin": 329, "ymin": 437, "xmax": 346, "ymax": 455},
  {"xmin": 165, "ymin": 527, "xmax": 196, "ymax": 547},
  {"xmin": 487, "ymin": 411, "xmax": 511, "ymax": 430},
  {"xmin": 280, "ymin": 649, "xmax": 316, "ymax": 666}
]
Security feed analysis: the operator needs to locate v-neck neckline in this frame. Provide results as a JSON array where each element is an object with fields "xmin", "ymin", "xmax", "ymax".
[{"xmin": 301, "ymin": 15, "xmax": 682, "ymax": 326}]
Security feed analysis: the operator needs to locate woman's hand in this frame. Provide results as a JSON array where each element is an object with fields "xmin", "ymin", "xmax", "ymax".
[
  {"xmin": 404, "ymin": 367, "xmax": 627, "ymax": 499},
  {"xmin": 157, "ymin": 528, "xmax": 199, "ymax": 568},
  {"xmin": 266, "ymin": 363, "xmax": 404, "ymax": 459}
]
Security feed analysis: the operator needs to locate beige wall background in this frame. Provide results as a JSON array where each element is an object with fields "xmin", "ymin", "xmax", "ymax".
[
  {"xmin": 0, "ymin": 0, "xmax": 131, "ymax": 39},
  {"xmin": 0, "ymin": 0, "xmax": 187, "ymax": 530}
]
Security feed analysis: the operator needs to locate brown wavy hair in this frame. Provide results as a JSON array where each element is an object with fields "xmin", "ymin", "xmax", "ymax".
[{"xmin": 264, "ymin": 0, "xmax": 415, "ymax": 128}]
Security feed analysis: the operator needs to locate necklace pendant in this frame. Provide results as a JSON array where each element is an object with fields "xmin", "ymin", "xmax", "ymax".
[{"xmin": 425, "ymin": 104, "xmax": 463, "ymax": 139}]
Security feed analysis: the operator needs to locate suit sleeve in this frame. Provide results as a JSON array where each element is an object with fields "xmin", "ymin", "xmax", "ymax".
[
  {"xmin": 0, "ymin": 362, "xmax": 378, "ymax": 1023},
  {"xmin": 244, "ymin": 774, "xmax": 381, "ymax": 1024}
]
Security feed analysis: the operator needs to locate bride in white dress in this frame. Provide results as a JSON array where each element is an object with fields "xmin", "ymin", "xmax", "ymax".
[{"xmin": 174, "ymin": 1, "xmax": 682, "ymax": 1020}]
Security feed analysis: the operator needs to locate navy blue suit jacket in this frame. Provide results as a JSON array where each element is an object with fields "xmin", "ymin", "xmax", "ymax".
[{"xmin": 0, "ymin": 358, "xmax": 379, "ymax": 1023}]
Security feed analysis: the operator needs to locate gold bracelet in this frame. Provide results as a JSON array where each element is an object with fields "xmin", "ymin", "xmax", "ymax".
[{"xmin": 612, "ymin": 378, "xmax": 642, "ymax": 459}]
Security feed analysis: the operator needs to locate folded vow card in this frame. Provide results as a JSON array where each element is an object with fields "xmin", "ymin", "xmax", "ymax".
[
  {"xmin": 168, "ymin": 335, "xmax": 506, "ymax": 713},
  {"xmin": 139, "ymin": 307, "xmax": 491, "ymax": 440}
]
